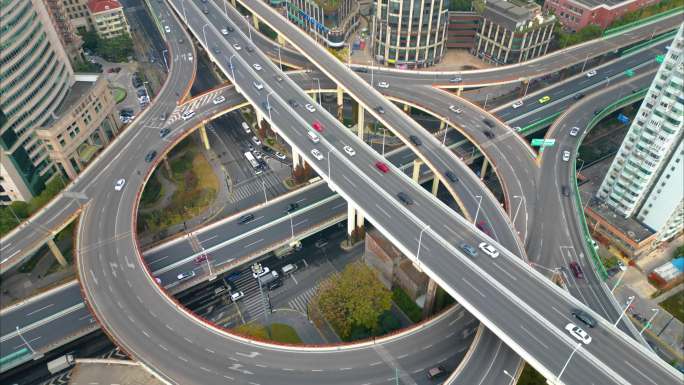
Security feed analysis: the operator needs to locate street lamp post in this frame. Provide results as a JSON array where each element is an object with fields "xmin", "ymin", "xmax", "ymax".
[
  {"xmin": 161, "ymin": 49, "xmax": 169, "ymax": 71},
  {"xmin": 277, "ymin": 45, "xmax": 282, "ymax": 71},
  {"xmin": 228, "ymin": 54, "xmax": 237, "ymax": 81},
  {"xmin": 223, "ymin": 0, "xmax": 228, "ymax": 15},
  {"xmin": 580, "ymin": 56, "xmax": 589, "ymax": 73},
  {"xmin": 442, "ymin": 123, "xmax": 448, "ymax": 145},
  {"xmin": 266, "ymin": 91, "xmax": 274, "ymax": 121},
  {"xmin": 313, "ymin": 78, "xmax": 322, "ymax": 104},
  {"xmin": 142, "ymin": 81, "xmax": 151, "ymax": 104},
  {"xmin": 483, "ymin": 94, "xmax": 491, "ymax": 110},
  {"xmin": 202, "ymin": 23, "xmax": 211, "ymax": 51},
  {"xmin": 243, "ymin": 15, "xmax": 252, "ymax": 41},
  {"xmin": 262, "ymin": 179, "xmax": 268, "ymax": 203},
  {"xmin": 611, "ymin": 268, "xmax": 628, "ymax": 293},
  {"xmin": 15, "ymin": 326, "xmax": 39, "ymax": 357},
  {"xmin": 181, "ymin": 0, "xmax": 188, "ymax": 22},
  {"xmin": 416, "ymin": 226, "xmax": 430, "ymax": 262},
  {"xmin": 640, "ymin": 308, "xmax": 660, "ymax": 335},
  {"xmin": 473, "ymin": 195, "xmax": 483, "ymax": 224},
  {"xmin": 512, "ymin": 195, "xmax": 524, "ymax": 225},
  {"xmin": 502, "ymin": 369, "xmax": 516, "ymax": 383},
  {"xmin": 556, "ymin": 343, "xmax": 583, "ymax": 383},
  {"xmin": 577, "ymin": 158, "xmax": 586, "ymax": 173},
  {"xmin": 370, "ymin": 59, "xmax": 374, "ymax": 86},
  {"xmin": 288, "ymin": 212, "xmax": 294, "ymax": 239},
  {"xmin": 614, "ymin": 295, "xmax": 636, "ymax": 327},
  {"xmin": 381, "ymin": 126, "xmax": 386, "ymax": 156},
  {"xmin": 201, "ymin": 246, "xmax": 215, "ymax": 281},
  {"xmin": 522, "ymin": 79, "xmax": 531, "ymax": 97}
]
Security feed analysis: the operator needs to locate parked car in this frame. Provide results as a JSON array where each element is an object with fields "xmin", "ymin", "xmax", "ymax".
[
  {"xmin": 252, "ymin": 266, "xmax": 271, "ymax": 279},
  {"xmin": 252, "ymin": 136, "xmax": 262, "ymax": 146}
]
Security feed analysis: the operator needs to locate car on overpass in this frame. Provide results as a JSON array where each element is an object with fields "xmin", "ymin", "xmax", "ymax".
[
  {"xmin": 377, "ymin": 81, "xmax": 389, "ymax": 89},
  {"xmin": 538, "ymin": 95, "xmax": 551, "ymax": 104},
  {"xmin": 114, "ymin": 179, "xmax": 126, "ymax": 191},
  {"xmin": 478, "ymin": 242, "xmax": 499, "ymax": 258},
  {"xmin": 586, "ymin": 69, "xmax": 597, "ymax": 78},
  {"xmin": 511, "ymin": 100, "xmax": 524, "ymax": 109},
  {"xmin": 565, "ymin": 323, "xmax": 592, "ymax": 344}
]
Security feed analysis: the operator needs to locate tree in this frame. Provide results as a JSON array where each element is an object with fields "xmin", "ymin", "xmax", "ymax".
[
  {"xmin": 317, "ymin": 262, "xmax": 392, "ymax": 339},
  {"xmin": 450, "ymin": 0, "xmax": 472, "ymax": 11}
]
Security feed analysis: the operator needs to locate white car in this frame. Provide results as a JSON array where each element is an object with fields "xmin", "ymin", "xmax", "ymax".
[
  {"xmin": 177, "ymin": 271, "xmax": 195, "ymax": 281},
  {"xmin": 221, "ymin": 28, "xmax": 229, "ymax": 35},
  {"xmin": 562, "ymin": 150, "xmax": 571, "ymax": 162},
  {"xmin": 164, "ymin": 26, "xmax": 171, "ymax": 33},
  {"xmin": 187, "ymin": 53, "xmax": 193, "ymax": 61},
  {"xmin": 311, "ymin": 149, "xmax": 324, "ymax": 161},
  {"xmin": 181, "ymin": 110, "xmax": 196, "ymax": 120},
  {"xmin": 252, "ymin": 266, "xmax": 270, "ymax": 279},
  {"xmin": 478, "ymin": 242, "xmax": 499, "ymax": 258},
  {"xmin": 253, "ymin": 81, "xmax": 263, "ymax": 90},
  {"xmin": 449, "ymin": 105, "xmax": 462, "ymax": 114},
  {"xmin": 114, "ymin": 178, "xmax": 126, "ymax": 191},
  {"xmin": 511, "ymin": 100, "xmax": 524, "ymax": 109},
  {"xmin": 233, "ymin": 43, "xmax": 242, "ymax": 50},
  {"xmin": 343, "ymin": 145, "xmax": 355, "ymax": 156},
  {"xmin": 565, "ymin": 323, "xmax": 592, "ymax": 344},
  {"xmin": 304, "ymin": 103, "xmax": 316, "ymax": 113},
  {"xmin": 586, "ymin": 70, "xmax": 597, "ymax": 78},
  {"xmin": 213, "ymin": 95, "xmax": 225, "ymax": 104},
  {"xmin": 569, "ymin": 126, "xmax": 580, "ymax": 136},
  {"xmin": 275, "ymin": 152, "xmax": 286, "ymax": 160},
  {"xmin": 230, "ymin": 291, "xmax": 245, "ymax": 302},
  {"xmin": 513, "ymin": 126, "xmax": 522, "ymax": 132},
  {"xmin": 377, "ymin": 81, "xmax": 389, "ymax": 89},
  {"xmin": 253, "ymin": 63, "xmax": 262, "ymax": 71},
  {"xmin": 252, "ymin": 136, "xmax": 262, "ymax": 146}
]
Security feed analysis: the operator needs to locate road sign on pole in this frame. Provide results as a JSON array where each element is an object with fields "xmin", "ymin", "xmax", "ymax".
[
  {"xmin": 531, "ymin": 138, "xmax": 556, "ymax": 147},
  {"xmin": 655, "ymin": 55, "xmax": 664, "ymax": 64},
  {"xmin": 625, "ymin": 69, "xmax": 635, "ymax": 77}
]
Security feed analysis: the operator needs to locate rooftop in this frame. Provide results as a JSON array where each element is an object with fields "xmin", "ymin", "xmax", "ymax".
[
  {"xmin": 578, "ymin": 156, "xmax": 655, "ymax": 243},
  {"xmin": 41, "ymin": 78, "xmax": 97, "ymax": 129},
  {"xmin": 88, "ymin": 0, "xmax": 123, "ymax": 14},
  {"xmin": 567, "ymin": 0, "xmax": 635, "ymax": 10},
  {"xmin": 482, "ymin": 0, "xmax": 550, "ymax": 31}
]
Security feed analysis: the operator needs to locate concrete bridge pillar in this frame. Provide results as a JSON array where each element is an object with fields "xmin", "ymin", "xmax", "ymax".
[
  {"xmin": 199, "ymin": 124, "xmax": 210, "ymax": 150},
  {"xmin": 252, "ymin": 15, "xmax": 260, "ymax": 29},
  {"xmin": 231, "ymin": 0, "xmax": 236, "ymax": 6},
  {"xmin": 347, "ymin": 204, "xmax": 356, "ymax": 237},
  {"xmin": 277, "ymin": 33, "xmax": 286, "ymax": 46},
  {"xmin": 403, "ymin": 104, "xmax": 410, "ymax": 113},
  {"xmin": 255, "ymin": 109, "xmax": 265, "ymax": 126},
  {"xmin": 422, "ymin": 278, "xmax": 438, "ymax": 318},
  {"xmin": 356, "ymin": 104, "xmax": 365, "ymax": 140},
  {"xmin": 456, "ymin": 87, "xmax": 463, "ymax": 96},
  {"xmin": 431, "ymin": 177, "xmax": 440, "ymax": 196},
  {"xmin": 480, "ymin": 158, "xmax": 489, "ymax": 180},
  {"xmin": 439, "ymin": 120, "xmax": 446, "ymax": 131},
  {"xmin": 356, "ymin": 210, "xmax": 365, "ymax": 229},
  {"xmin": 336, "ymin": 86, "xmax": 344, "ymax": 121},
  {"xmin": 47, "ymin": 237, "xmax": 68, "ymax": 267},
  {"xmin": 292, "ymin": 150, "xmax": 301, "ymax": 168},
  {"xmin": 412, "ymin": 159, "xmax": 422, "ymax": 182}
]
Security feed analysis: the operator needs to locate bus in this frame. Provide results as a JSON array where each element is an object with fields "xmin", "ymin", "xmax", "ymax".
[{"xmin": 244, "ymin": 151, "xmax": 262, "ymax": 174}]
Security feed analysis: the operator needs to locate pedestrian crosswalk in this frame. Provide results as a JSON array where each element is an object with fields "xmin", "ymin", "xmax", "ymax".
[
  {"xmin": 168, "ymin": 90, "xmax": 224, "ymax": 124},
  {"xmin": 230, "ymin": 271, "xmax": 269, "ymax": 321},
  {"xmin": 228, "ymin": 171, "xmax": 283, "ymax": 203},
  {"xmin": 287, "ymin": 272, "xmax": 340, "ymax": 314}
]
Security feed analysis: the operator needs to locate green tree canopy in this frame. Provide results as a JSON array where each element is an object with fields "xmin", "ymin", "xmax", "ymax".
[{"xmin": 317, "ymin": 262, "xmax": 392, "ymax": 339}]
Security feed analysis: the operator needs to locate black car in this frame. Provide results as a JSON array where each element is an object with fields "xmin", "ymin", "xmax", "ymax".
[
  {"xmin": 288, "ymin": 99, "xmax": 299, "ymax": 108},
  {"xmin": 286, "ymin": 203, "xmax": 299, "ymax": 213},
  {"xmin": 213, "ymin": 47, "xmax": 220, "ymax": 54},
  {"xmin": 573, "ymin": 92, "xmax": 585, "ymax": 100},
  {"xmin": 145, "ymin": 150, "xmax": 157, "ymax": 162},
  {"xmin": 159, "ymin": 128, "xmax": 170, "ymax": 138},
  {"xmin": 483, "ymin": 119, "xmax": 494, "ymax": 128},
  {"xmin": 376, "ymin": 106, "xmax": 385, "ymax": 114},
  {"xmin": 354, "ymin": 67, "xmax": 368, "ymax": 73},
  {"xmin": 267, "ymin": 279, "xmax": 283, "ymax": 291},
  {"xmin": 246, "ymin": 46, "xmax": 254, "ymax": 53},
  {"xmin": 227, "ymin": 26, "xmax": 234, "ymax": 32},
  {"xmin": 409, "ymin": 135, "xmax": 422, "ymax": 146},
  {"xmin": 562, "ymin": 185, "xmax": 570, "ymax": 197},
  {"xmin": 238, "ymin": 213, "xmax": 255, "ymax": 224},
  {"xmin": 445, "ymin": 171, "xmax": 459, "ymax": 183},
  {"xmin": 397, "ymin": 192, "xmax": 413, "ymax": 205},
  {"xmin": 483, "ymin": 130, "xmax": 495, "ymax": 139},
  {"xmin": 571, "ymin": 309, "xmax": 596, "ymax": 328}
]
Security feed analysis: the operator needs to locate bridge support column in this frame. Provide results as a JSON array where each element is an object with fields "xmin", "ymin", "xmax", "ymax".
[
  {"xmin": 456, "ymin": 87, "xmax": 463, "ymax": 96},
  {"xmin": 356, "ymin": 210, "xmax": 365, "ymax": 229},
  {"xmin": 439, "ymin": 120, "xmax": 446, "ymax": 131},
  {"xmin": 347, "ymin": 204, "xmax": 356, "ymax": 238},
  {"xmin": 231, "ymin": 0, "xmax": 235, "ymax": 6},
  {"xmin": 255, "ymin": 109, "xmax": 265, "ymax": 126},
  {"xmin": 422, "ymin": 278, "xmax": 438, "ymax": 318},
  {"xmin": 431, "ymin": 178, "xmax": 440, "ymax": 196},
  {"xmin": 356, "ymin": 104, "xmax": 365, "ymax": 140},
  {"xmin": 277, "ymin": 33, "xmax": 286, "ymax": 46},
  {"xmin": 412, "ymin": 159, "xmax": 422, "ymax": 182},
  {"xmin": 480, "ymin": 158, "xmax": 489, "ymax": 180},
  {"xmin": 336, "ymin": 86, "xmax": 344, "ymax": 121},
  {"xmin": 47, "ymin": 237, "xmax": 68, "ymax": 267},
  {"xmin": 199, "ymin": 124, "xmax": 210, "ymax": 150},
  {"xmin": 403, "ymin": 104, "xmax": 410, "ymax": 113},
  {"xmin": 252, "ymin": 15, "xmax": 260, "ymax": 29},
  {"xmin": 292, "ymin": 150, "xmax": 301, "ymax": 168}
]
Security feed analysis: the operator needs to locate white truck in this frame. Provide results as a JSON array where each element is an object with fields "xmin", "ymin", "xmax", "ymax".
[{"xmin": 47, "ymin": 354, "xmax": 75, "ymax": 374}]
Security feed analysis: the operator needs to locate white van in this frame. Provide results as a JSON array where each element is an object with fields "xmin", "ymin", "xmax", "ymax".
[
  {"xmin": 281, "ymin": 264, "xmax": 298, "ymax": 275},
  {"xmin": 241, "ymin": 122, "xmax": 251, "ymax": 133},
  {"xmin": 307, "ymin": 131, "xmax": 319, "ymax": 143}
]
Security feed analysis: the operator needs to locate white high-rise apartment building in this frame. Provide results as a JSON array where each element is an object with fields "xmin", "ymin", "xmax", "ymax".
[{"xmin": 597, "ymin": 24, "xmax": 683, "ymax": 242}]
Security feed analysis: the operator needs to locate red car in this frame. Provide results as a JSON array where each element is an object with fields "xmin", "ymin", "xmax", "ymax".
[
  {"xmin": 375, "ymin": 161, "xmax": 389, "ymax": 173},
  {"xmin": 569, "ymin": 261, "xmax": 584, "ymax": 279},
  {"xmin": 312, "ymin": 121, "xmax": 323, "ymax": 132},
  {"xmin": 476, "ymin": 221, "xmax": 492, "ymax": 237},
  {"xmin": 194, "ymin": 254, "xmax": 209, "ymax": 265}
]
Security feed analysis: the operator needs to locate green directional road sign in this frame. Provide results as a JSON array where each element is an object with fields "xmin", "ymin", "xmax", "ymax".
[
  {"xmin": 656, "ymin": 54, "xmax": 665, "ymax": 64},
  {"xmin": 625, "ymin": 69, "xmax": 635, "ymax": 77},
  {"xmin": 531, "ymin": 138, "xmax": 556, "ymax": 147}
]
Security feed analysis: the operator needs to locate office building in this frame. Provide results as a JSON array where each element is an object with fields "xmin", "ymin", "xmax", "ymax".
[
  {"xmin": 63, "ymin": 0, "xmax": 91, "ymax": 31},
  {"xmin": 36, "ymin": 74, "xmax": 121, "ymax": 180},
  {"xmin": 446, "ymin": 11, "xmax": 481, "ymax": 50},
  {"xmin": 474, "ymin": 0, "xmax": 556, "ymax": 65},
  {"xmin": 544, "ymin": 0, "xmax": 660, "ymax": 32},
  {"xmin": 286, "ymin": 0, "xmax": 360, "ymax": 48},
  {"xmin": 87, "ymin": 0, "xmax": 130, "ymax": 39},
  {"xmin": 1, "ymin": 0, "xmax": 75, "ymax": 203},
  {"xmin": 43, "ymin": 0, "xmax": 83, "ymax": 58},
  {"xmin": 371, "ymin": 0, "xmax": 449, "ymax": 68},
  {"xmin": 596, "ymin": 25, "xmax": 683, "ymax": 244}
]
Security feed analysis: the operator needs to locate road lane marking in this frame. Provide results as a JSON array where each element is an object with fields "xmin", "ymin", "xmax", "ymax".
[
  {"xmin": 520, "ymin": 325, "xmax": 549, "ymax": 350},
  {"xmin": 623, "ymin": 360, "xmax": 658, "ymax": 385},
  {"xmin": 243, "ymin": 239, "xmax": 264, "ymax": 248},
  {"xmin": 462, "ymin": 278, "xmax": 486, "ymax": 298},
  {"xmin": 492, "ymin": 262, "xmax": 517, "ymax": 281},
  {"xmin": 26, "ymin": 304, "xmax": 54, "ymax": 317}
]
